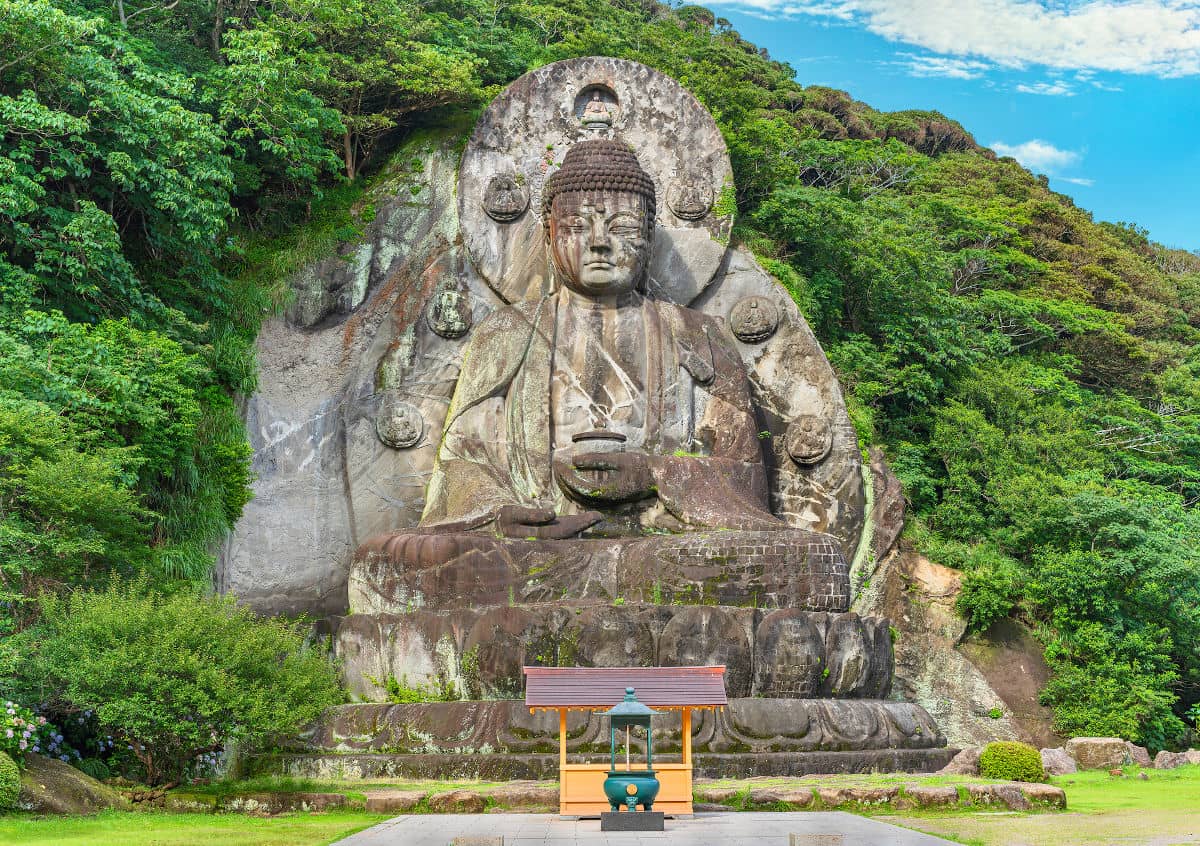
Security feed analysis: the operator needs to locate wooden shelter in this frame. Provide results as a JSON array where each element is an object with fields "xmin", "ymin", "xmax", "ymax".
[{"xmin": 523, "ymin": 665, "xmax": 728, "ymax": 816}]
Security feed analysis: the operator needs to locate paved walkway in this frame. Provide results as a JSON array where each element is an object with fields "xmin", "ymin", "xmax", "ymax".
[{"xmin": 333, "ymin": 811, "xmax": 958, "ymax": 845}]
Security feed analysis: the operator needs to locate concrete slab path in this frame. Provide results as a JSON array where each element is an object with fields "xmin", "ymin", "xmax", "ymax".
[{"xmin": 333, "ymin": 811, "xmax": 959, "ymax": 845}]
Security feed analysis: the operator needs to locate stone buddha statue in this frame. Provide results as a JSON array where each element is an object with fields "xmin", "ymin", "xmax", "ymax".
[{"xmin": 354, "ymin": 139, "xmax": 850, "ymax": 613}]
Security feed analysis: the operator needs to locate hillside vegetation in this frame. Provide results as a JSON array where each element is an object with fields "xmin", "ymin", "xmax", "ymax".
[{"xmin": 2, "ymin": 0, "xmax": 1198, "ymax": 748}]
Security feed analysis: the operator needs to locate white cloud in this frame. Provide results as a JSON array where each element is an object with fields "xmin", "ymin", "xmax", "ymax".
[
  {"xmin": 991, "ymin": 139, "xmax": 1082, "ymax": 171},
  {"xmin": 1058, "ymin": 176, "xmax": 1096, "ymax": 186},
  {"xmin": 710, "ymin": 1, "xmax": 1200, "ymax": 77},
  {"xmin": 893, "ymin": 52, "xmax": 994, "ymax": 78},
  {"xmin": 1016, "ymin": 81, "xmax": 1075, "ymax": 95}
]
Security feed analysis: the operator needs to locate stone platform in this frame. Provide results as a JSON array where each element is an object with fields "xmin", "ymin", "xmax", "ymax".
[
  {"xmin": 332, "ymin": 605, "xmax": 894, "ymax": 701},
  {"xmin": 260, "ymin": 698, "xmax": 951, "ymax": 780},
  {"xmin": 254, "ymin": 749, "xmax": 960, "ymax": 781}
]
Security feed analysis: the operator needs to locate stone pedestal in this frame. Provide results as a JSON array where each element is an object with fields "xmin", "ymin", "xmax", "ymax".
[{"xmin": 602, "ymin": 811, "xmax": 664, "ymax": 831}]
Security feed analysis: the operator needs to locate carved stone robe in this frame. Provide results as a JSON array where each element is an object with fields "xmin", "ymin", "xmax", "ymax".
[{"xmin": 421, "ymin": 291, "xmax": 783, "ymax": 532}]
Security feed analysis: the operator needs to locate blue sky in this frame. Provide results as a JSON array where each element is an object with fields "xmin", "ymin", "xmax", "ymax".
[{"xmin": 706, "ymin": 1, "xmax": 1200, "ymax": 250}]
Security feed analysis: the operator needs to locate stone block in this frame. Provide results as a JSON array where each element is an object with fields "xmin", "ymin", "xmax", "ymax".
[
  {"xmin": 365, "ymin": 789, "xmax": 426, "ymax": 813},
  {"xmin": 1065, "ymin": 737, "xmax": 1128, "ymax": 770},
  {"xmin": 427, "ymin": 790, "xmax": 486, "ymax": 813},
  {"xmin": 1040, "ymin": 747, "xmax": 1076, "ymax": 776},
  {"xmin": 904, "ymin": 786, "xmax": 958, "ymax": 807},
  {"xmin": 790, "ymin": 836, "xmax": 844, "ymax": 846},
  {"xmin": 450, "ymin": 838, "xmax": 502, "ymax": 846},
  {"xmin": 601, "ymin": 810, "xmax": 664, "ymax": 831},
  {"xmin": 1019, "ymin": 783, "xmax": 1066, "ymax": 809},
  {"xmin": 966, "ymin": 784, "xmax": 1030, "ymax": 811},
  {"xmin": 694, "ymin": 785, "xmax": 741, "ymax": 804},
  {"xmin": 845, "ymin": 786, "xmax": 899, "ymax": 805}
]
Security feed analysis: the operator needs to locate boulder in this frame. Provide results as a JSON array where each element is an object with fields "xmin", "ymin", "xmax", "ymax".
[
  {"xmin": 904, "ymin": 786, "xmax": 958, "ymax": 807},
  {"xmin": 365, "ymin": 789, "xmax": 427, "ymax": 813},
  {"xmin": 1153, "ymin": 749, "xmax": 1200, "ymax": 770},
  {"xmin": 938, "ymin": 746, "xmax": 981, "ymax": 775},
  {"xmin": 1065, "ymin": 737, "xmax": 1128, "ymax": 770},
  {"xmin": 427, "ymin": 789, "xmax": 487, "ymax": 813},
  {"xmin": 747, "ymin": 787, "xmax": 814, "ymax": 808},
  {"xmin": 1125, "ymin": 743, "xmax": 1152, "ymax": 768},
  {"xmin": 1040, "ymin": 747, "xmax": 1077, "ymax": 776},
  {"xmin": 1019, "ymin": 783, "xmax": 1066, "ymax": 809},
  {"xmin": 488, "ymin": 781, "xmax": 557, "ymax": 808},
  {"xmin": 967, "ymin": 784, "xmax": 1031, "ymax": 811},
  {"xmin": 17, "ymin": 753, "xmax": 129, "ymax": 815}
]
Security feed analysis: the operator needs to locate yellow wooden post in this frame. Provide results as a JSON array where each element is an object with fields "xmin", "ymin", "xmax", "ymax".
[
  {"xmin": 559, "ymin": 708, "xmax": 568, "ymax": 767},
  {"xmin": 681, "ymin": 707, "xmax": 692, "ymax": 767}
]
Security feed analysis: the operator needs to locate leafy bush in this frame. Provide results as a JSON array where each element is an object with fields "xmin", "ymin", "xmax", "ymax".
[
  {"xmin": 75, "ymin": 758, "xmax": 110, "ymax": 781},
  {"xmin": 0, "ymin": 751, "xmax": 19, "ymax": 809},
  {"xmin": 18, "ymin": 582, "xmax": 342, "ymax": 785},
  {"xmin": 979, "ymin": 741, "xmax": 1045, "ymax": 782}
]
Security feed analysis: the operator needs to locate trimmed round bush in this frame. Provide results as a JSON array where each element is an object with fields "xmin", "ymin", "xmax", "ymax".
[
  {"xmin": 0, "ymin": 751, "xmax": 20, "ymax": 810},
  {"xmin": 979, "ymin": 740, "xmax": 1045, "ymax": 782}
]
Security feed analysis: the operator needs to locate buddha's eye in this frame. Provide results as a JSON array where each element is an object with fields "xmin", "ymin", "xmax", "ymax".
[
  {"xmin": 609, "ymin": 215, "xmax": 641, "ymax": 236},
  {"xmin": 561, "ymin": 216, "xmax": 586, "ymax": 232}
]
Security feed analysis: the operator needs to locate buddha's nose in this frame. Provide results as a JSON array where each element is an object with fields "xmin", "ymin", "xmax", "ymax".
[{"xmin": 587, "ymin": 220, "xmax": 611, "ymax": 251}]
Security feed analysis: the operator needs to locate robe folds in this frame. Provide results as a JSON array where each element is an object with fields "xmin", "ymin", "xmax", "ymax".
[{"xmin": 420, "ymin": 291, "xmax": 784, "ymax": 532}]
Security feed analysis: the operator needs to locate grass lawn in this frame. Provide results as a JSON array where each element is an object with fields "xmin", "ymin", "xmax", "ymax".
[
  {"xmin": 0, "ymin": 809, "xmax": 388, "ymax": 846},
  {"xmin": 884, "ymin": 765, "xmax": 1200, "ymax": 846}
]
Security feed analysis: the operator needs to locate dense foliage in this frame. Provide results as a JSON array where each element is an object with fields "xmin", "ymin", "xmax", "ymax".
[
  {"xmin": 6, "ymin": 582, "xmax": 341, "ymax": 785},
  {"xmin": 0, "ymin": 751, "xmax": 17, "ymax": 809},
  {"xmin": 1, "ymin": 0, "xmax": 1197, "ymax": 747},
  {"xmin": 979, "ymin": 741, "xmax": 1046, "ymax": 782}
]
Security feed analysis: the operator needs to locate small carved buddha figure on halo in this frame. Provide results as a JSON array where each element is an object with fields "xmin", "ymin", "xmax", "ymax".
[{"xmin": 355, "ymin": 139, "xmax": 849, "ymax": 611}]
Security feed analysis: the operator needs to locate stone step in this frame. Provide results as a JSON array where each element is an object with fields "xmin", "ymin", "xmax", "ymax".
[
  {"xmin": 251, "ymin": 749, "xmax": 961, "ymax": 781},
  {"xmin": 333, "ymin": 603, "xmax": 894, "ymax": 701}
]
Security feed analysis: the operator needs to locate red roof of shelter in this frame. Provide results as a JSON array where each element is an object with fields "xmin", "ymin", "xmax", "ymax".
[{"xmin": 523, "ymin": 666, "xmax": 727, "ymax": 710}]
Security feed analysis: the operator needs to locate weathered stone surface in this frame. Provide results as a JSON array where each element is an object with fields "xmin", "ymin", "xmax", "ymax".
[
  {"xmin": 966, "ymin": 784, "xmax": 1030, "ymax": 810},
  {"xmin": 693, "ymin": 785, "xmax": 741, "ymax": 804},
  {"xmin": 17, "ymin": 753, "xmax": 129, "ymax": 815},
  {"xmin": 867, "ymin": 447, "xmax": 905, "ymax": 561},
  {"xmin": 938, "ymin": 747, "xmax": 981, "ymax": 776},
  {"xmin": 1125, "ymin": 742, "xmax": 1152, "ymax": 768},
  {"xmin": 1040, "ymin": 747, "xmax": 1077, "ymax": 776},
  {"xmin": 905, "ymin": 785, "xmax": 958, "ymax": 807},
  {"xmin": 255, "ymin": 748, "xmax": 959, "ymax": 780},
  {"xmin": 846, "ymin": 786, "xmax": 900, "ymax": 805},
  {"xmin": 1065, "ymin": 737, "xmax": 1128, "ymax": 770},
  {"xmin": 223, "ymin": 792, "xmax": 346, "ymax": 814},
  {"xmin": 1020, "ymin": 783, "xmax": 1066, "ymax": 809},
  {"xmin": 748, "ymin": 787, "xmax": 814, "ymax": 808},
  {"xmin": 1152, "ymin": 749, "xmax": 1200, "ymax": 769},
  {"xmin": 291, "ymin": 698, "xmax": 943, "ymax": 757},
  {"xmin": 364, "ymin": 789, "xmax": 426, "ymax": 813},
  {"xmin": 334, "ymin": 604, "xmax": 891, "ymax": 701},
  {"xmin": 427, "ymin": 789, "xmax": 487, "ymax": 813},
  {"xmin": 856, "ymin": 551, "xmax": 1061, "ymax": 749}
]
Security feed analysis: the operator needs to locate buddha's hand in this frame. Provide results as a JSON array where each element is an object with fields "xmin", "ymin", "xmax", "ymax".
[
  {"xmin": 496, "ymin": 505, "xmax": 602, "ymax": 540},
  {"xmin": 555, "ymin": 451, "xmax": 655, "ymax": 504}
]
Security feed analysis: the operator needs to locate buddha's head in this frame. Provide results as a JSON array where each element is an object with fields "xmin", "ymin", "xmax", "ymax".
[{"xmin": 543, "ymin": 139, "xmax": 656, "ymax": 298}]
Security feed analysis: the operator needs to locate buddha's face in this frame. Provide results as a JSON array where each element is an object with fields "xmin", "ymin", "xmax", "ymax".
[{"xmin": 548, "ymin": 191, "xmax": 653, "ymax": 298}]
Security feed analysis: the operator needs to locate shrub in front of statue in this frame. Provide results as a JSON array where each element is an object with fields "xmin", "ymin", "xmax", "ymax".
[
  {"xmin": 0, "ymin": 752, "xmax": 19, "ymax": 809},
  {"xmin": 979, "ymin": 741, "xmax": 1046, "ymax": 782},
  {"xmin": 17, "ymin": 581, "xmax": 342, "ymax": 785}
]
